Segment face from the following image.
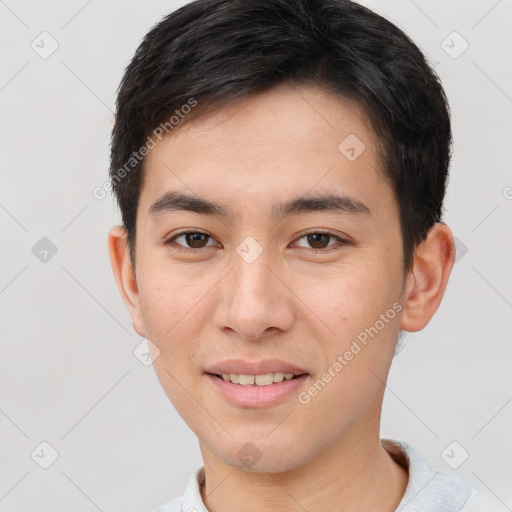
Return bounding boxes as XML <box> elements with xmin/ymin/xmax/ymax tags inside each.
<box><xmin>117</xmin><ymin>85</ymin><xmax>412</xmax><ymax>471</ymax></box>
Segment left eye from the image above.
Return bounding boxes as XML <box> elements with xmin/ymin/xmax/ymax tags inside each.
<box><xmin>295</xmin><ymin>232</ymin><xmax>344</xmax><ymax>250</ymax></box>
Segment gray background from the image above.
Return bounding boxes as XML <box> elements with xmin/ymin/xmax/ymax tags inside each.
<box><xmin>1</xmin><ymin>0</ymin><xmax>511</xmax><ymax>510</ymax></box>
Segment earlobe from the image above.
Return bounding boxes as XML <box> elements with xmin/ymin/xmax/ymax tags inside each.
<box><xmin>108</xmin><ymin>226</ymin><xmax>146</xmax><ymax>336</ymax></box>
<box><xmin>400</xmin><ymin>223</ymin><xmax>455</xmax><ymax>332</ymax></box>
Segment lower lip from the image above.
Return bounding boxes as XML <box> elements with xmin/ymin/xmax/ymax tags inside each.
<box><xmin>206</xmin><ymin>374</ymin><xmax>309</xmax><ymax>408</ymax></box>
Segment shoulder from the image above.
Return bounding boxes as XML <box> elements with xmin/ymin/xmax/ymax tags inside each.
<box><xmin>383</xmin><ymin>439</ymin><xmax>494</xmax><ymax>512</ymax></box>
<box><xmin>462</xmin><ymin>488</ymin><xmax>501</xmax><ymax>512</ymax></box>
<box><xmin>152</xmin><ymin>496</ymin><xmax>183</xmax><ymax>512</ymax></box>
<box><xmin>152</xmin><ymin>465</ymin><xmax>206</xmax><ymax>512</ymax></box>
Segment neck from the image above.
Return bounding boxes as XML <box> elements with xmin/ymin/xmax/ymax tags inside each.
<box><xmin>199</xmin><ymin>428</ymin><xmax>408</xmax><ymax>512</ymax></box>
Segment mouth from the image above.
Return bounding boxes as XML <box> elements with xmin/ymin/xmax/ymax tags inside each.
<box><xmin>204</xmin><ymin>359</ymin><xmax>310</xmax><ymax>407</ymax></box>
<box><xmin>209</xmin><ymin>372</ymin><xmax>308</xmax><ymax>386</ymax></box>
<box><xmin>205</xmin><ymin>369</ymin><xmax>309</xmax><ymax>408</ymax></box>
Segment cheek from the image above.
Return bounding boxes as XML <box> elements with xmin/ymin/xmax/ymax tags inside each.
<box><xmin>296</xmin><ymin>254</ymin><xmax>403</xmax><ymax>389</ymax></box>
<box><xmin>136</xmin><ymin>252</ymin><xmax>208</xmax><ymax>337</ymax></box>
<box><xmin>138</xmin><ymin>270</ymin><xmax>207</xmax><ymax>414</ymax></box>
<box><xmin>297</xmin><ymin>260</ymin><xmax>400</xmax><ymax>337</ymax></box>
<box><xmin>136</xmin><ymin>259</ymin><xmax>221</xmax><ymax>387</ymax></box>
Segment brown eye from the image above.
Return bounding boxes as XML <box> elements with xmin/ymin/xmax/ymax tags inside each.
<box><xmin>306</xmin><ymin>233</ymin><xmax>331</xmax><ymax>249</ymax></box>
<box><xmin>185</xmin><ymin>232</ymin><xmax>210</xmax><ymax>248</ymax></box>
<box><xmin>166</xmin><ymin>231</ymin><xmax>217</xmax><ymax>251</ymax></box>
<box><xmin>294</xmin><ymin>231</ymin><xmax>349</xmax><ymax>251</ymax></box>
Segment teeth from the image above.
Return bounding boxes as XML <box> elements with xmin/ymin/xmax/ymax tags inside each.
<box><xmin>220</xmin><ymin>372</ymin><xmax>300</xmax><ymax>386</ymax></box>
<box><xmin>255</xmin><ymin>373</ymin><xmax>273</xmax><ymax>386</ymax></box>
<box><xmin>239</xmin><ymin>374</ymin><xmax>255</xmax><ymax>385</ymax></box>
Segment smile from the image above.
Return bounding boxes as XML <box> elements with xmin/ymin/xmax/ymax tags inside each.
<box><xmin>207</xmin><ymin>372</ymin><xmax>309</xmax><ymax>408</ymax></box>
<box><xmin>214</xmin><ymin>372</ymin><xmax>303</xmax><ymax>386</ymax></box>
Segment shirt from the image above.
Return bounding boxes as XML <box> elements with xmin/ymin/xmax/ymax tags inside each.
<box><xmin>153</xmin><ymin>439</ymin><xmax>494</xmax><ymax>512</ymax></box>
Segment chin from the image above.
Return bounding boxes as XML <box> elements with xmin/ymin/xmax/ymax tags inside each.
<box><xmin>225</xmin><ymin>452</ymin><xmax>304</xmax><ymax>474</ymax></box>
<box><xmin>207</xmin><ymin>434</ymin><xmax>315</xmax><ymax>474</ymax></box>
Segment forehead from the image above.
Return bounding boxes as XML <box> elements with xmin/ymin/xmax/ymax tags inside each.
<box><xmin>140</xmin><ymin>85</ymin><xmax>393</xmax><ymax>218</ymax></box>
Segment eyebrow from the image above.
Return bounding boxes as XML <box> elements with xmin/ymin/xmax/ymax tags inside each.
<box><xmin>148</xmin><ymin>191</ymin><xmax>371</xmax><ymax>218</ymax></box>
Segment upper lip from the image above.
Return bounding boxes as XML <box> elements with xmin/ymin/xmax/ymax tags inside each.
<box><xmin>204</xmin><ymin>359</ymin><xmax>308</xmax><ymax>376</ymax></box>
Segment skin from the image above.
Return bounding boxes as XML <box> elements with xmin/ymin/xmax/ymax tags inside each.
<box><xmin>109</xmin><ymin>84</ymin><xmax>455</xmax><ymax>512</ymax></box>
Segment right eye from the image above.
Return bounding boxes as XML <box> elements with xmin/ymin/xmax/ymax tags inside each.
<box><xmin>165</xmin><ymin>231</ymin><xmax>219</xmax><ymax>252</ymax></box>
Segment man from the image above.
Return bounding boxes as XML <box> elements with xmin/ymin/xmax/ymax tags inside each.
<box><xmin>107</xmin><ymin>1</ymin><xmax>492</xmax><ymax>510</ymax></box>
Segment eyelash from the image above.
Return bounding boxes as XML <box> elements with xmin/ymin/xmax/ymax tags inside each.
<box><xmin>164</xmin><ymin>230</ymin><xmax>351</xmax><ymax>253</ymax></box>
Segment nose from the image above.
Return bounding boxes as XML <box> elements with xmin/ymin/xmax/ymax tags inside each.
<box><xmin>213</xmin><ymin>250</ymin><xmax>296</xmax><ymax>341</ymax></box>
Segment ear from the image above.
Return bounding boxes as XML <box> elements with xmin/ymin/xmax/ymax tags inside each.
<box><xmin>400</xmin><ymin>223</ymin><xmax>456</xmax><ymax>332</ymax></box>
<box><xmin>108</xmin><ymin>226</ymin><xmax>146</xmax><ymax>337</ymax></box>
